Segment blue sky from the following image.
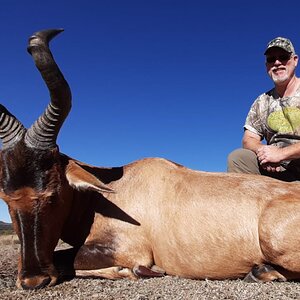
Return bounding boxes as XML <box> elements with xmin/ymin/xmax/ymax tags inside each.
<box><xmin>0</xmin><ymin>0</ymin><xmax>300</xmax><ymax>222</ymax></box>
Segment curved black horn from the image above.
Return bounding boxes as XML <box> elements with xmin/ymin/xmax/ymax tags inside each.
<box><xmin>0</xmin><ymin>104</ymin><xmax>26</xmax><ymax>149</ymax></box>
<box><xmin>25</xmin><ymin>29</ymin><xmax>72</xmax><ymax>150</ymax></box>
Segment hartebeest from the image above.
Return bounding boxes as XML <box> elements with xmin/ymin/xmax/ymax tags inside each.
<box><xmin>1</xmin><ymin>29</ymin><xmax>300</xmax><ymax>290</ymax></box>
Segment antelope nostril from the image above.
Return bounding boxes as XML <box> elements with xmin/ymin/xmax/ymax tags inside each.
<box><xmin>21</xmin><ymin>276</ymin><xmax>51</xmax><ymax>290</ymax></box>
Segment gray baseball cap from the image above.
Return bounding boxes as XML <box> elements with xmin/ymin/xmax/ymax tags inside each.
<box><xmin>264</xmin><ymin>37</ymin><xmax>295</xmax><ymax>55</ymax></box>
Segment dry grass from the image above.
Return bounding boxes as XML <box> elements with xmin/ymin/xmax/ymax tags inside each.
<box><xmin>0</xmin><ymin>235</ymin><xmax>20</xmax><ymax>246</ymax></box>
<box><xmin>1</xmin><ymin>238</ymin><xmax>300</xmax><ymax>299</ymax></box>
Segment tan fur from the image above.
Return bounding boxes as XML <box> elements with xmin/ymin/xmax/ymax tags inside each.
<box><xmin>76</xmin><ymin>266</ymin><xmax>137</xmax><ymax>280</ymax></box>
<box><xmin>4</xmin><ymin>155</ymin><xmax>300</xmax><ymax>287</ymax></box>
<box><xmin>63</xmin><ymin>157</ymin><xmax>300</xmax><ymax>281</ymax></box>
<box><xmin>66</xmin><ymin>160</ymin><xmax>114</xmax><ymax>193</ymax></box>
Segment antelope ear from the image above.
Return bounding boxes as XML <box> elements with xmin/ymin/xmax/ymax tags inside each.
<box><xmin>65</xmin><ymin>160</ymin><xmax>115</xmax><ymax>194</ymax></box>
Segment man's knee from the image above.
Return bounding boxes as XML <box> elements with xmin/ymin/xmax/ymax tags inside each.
<box><xmin>227</xmin><ymin>148</ymin><xmax>260</xmax><ymax>174</ymax></box>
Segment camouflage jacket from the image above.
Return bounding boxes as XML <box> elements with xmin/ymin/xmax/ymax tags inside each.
<box><xmin>245</xmin><ymin>87</ymin><xmax>300</xmax><ymax>146</ymax></box>
<box><xmin>245</xmin><ymin>87</ymin><xmax>300</xmax><ymax>168</ymax></box>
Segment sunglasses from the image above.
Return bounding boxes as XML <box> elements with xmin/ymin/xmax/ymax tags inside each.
<box><xmin>266</xmin><ymin>54</ymin><xmax>291</xmax><ymax>64</ymax></box>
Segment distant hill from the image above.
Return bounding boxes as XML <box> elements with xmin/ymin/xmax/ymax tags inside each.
<box><xmin>0</xmin><ymin>221</ymin><xmax>14</xmax><ymax>234</ymax></box>
<box><xmin>0</xmin><ymin>221</ymin><xmax>11</xmax><ymax>226</ymax></box>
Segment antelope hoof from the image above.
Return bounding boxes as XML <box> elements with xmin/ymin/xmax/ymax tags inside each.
<box><xmin>133</xmin><ymin>265</ymin><xmax>165</xmax><ymax>278</ymax></box>
<box><xmin>244</xmin><ymin>264</ymin><xmax>287</xmax><ymax>283</ymax></box>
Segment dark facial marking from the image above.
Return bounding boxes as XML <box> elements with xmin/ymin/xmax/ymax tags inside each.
<box><xmin>0</xmin><ymin>140</ymin><xmax>59</xmax><ymax>194</ymax></box>
<box><xmin>16</xmin><ymin>208</ymin><xmax>44</xmax><ymax>273</ymax></box>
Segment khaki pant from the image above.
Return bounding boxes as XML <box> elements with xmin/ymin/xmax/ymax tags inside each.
<box><xmin>227</xmin><ymin>148</ymin><xmax>300</xmax><ymax>182</ymax></box>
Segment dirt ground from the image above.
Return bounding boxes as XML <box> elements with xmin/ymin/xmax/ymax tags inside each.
<box><xmin>1</xmin><ymin>239</ymin><xmax>300</xmax><ymax>299</ymax></box>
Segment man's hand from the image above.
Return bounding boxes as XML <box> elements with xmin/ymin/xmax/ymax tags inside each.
<box><xmin>256</xmin><ymin>145</ymin><xmax>283</xmax><ymax>172</ymax></box>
